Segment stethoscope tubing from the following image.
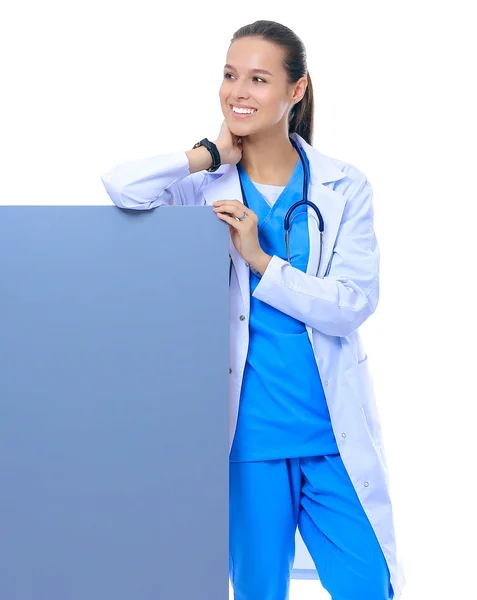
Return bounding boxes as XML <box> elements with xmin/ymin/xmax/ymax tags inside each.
<box><xmin>285</xmin><ymin>138</ymin><xmax>324</xmax><ymax>272</ymax></box>
<box><xmin>230</xmin><ymin>137</ymin><xmax>325</xmax><ymax>281</ymax></box>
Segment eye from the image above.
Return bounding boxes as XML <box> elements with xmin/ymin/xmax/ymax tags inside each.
<box><xmin>223</xmin><ymin>73</ymin><xmax>266</xmax><ymax>83</ymax></box>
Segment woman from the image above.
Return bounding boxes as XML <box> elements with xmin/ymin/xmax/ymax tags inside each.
<box><xmin>101</xmin><ymin>20</ymin><xmax>405</xmax><ymax>600</ymax></box>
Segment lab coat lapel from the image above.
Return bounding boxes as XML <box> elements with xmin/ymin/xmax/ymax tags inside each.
<box><xmin>306</xmin><ymin>181</ymin><xmax>346</xmax><ymax>278</ymax></box>
<box><xmin>202</xmin><ymin>168</ymin><xmax>250</xmax><ymax>317</ymax></box>
<box><xmin>202</xmin><ymin>133</ymin><xmax>348</xmax><ymax>316</ymax></box>
<box><xmin>292</xmin><ymin>134</ymin><xmax>348</xmax><ymax>279</ymax></box>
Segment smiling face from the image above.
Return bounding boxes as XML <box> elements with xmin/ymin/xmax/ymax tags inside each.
<box><xmin>219</xmin><ymin>36</ymin><xmax>302</xmax><ymax>137</ymax></box>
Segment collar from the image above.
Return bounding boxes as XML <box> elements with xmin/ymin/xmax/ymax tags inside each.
<box><xmin>289</xmin><ymin>132</ymin><xmax>347</xmax><ymax>184</ymax></box>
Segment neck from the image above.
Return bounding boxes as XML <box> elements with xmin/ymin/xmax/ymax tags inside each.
<box><xmin>239</xmin><ymin>129</ymin><xmax>299</xmax><ymax>186</ymax></box>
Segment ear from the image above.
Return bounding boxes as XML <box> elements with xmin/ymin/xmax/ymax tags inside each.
<box><xmin>292</xmin><ymin>75</ymin><xmax>308</xmax><ymax>104</ymax></box>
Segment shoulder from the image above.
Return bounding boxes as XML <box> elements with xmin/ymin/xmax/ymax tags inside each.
<box><xmin>310</xmin><ymin>148</ymin><xmax>375</xmax><ymax>225</ymax></box>
<box><xmin>315</xmin><ymin>150</ymin><xmax>373</xmax><ymax>210</ymax></box>
<box><xmin>295</xmin><ymin>133</ymin><xmax>370</xmax><ymax>194</ymax></box>
<box><xmin>317</xmin><ymin>149</ymin><xmax>370</xmax><ymax>190</ymax></box>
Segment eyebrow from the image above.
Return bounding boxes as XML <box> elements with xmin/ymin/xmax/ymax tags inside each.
<box><xmin>224</xmin><ymin>64</ymin><xmax>273</xmax><ymax>76</ymax></box>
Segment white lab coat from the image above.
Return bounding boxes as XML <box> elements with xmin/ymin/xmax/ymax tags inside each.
<box><xmin>101</xmin><ymin>132</ymin><xmax>406</xmax><ymax>599</ymax></box>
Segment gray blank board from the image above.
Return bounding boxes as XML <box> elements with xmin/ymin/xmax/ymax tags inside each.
<box><xmin>0</xmin><ymin>205</ymin><xmax>230</xmax><ymax>600</ymax></box>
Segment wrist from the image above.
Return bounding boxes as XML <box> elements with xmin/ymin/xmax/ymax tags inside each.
<box><xmin>248</xmin><ymin>252</ymin><xmax>272</xmax><ymax>276</ymax></box>
<box><xmin>213</xmin><ymin>140</ymin><xmax>228</xmax><ymax>165</ymax></box>
<box><xmin>185</xmin><ymin>145</ymin><xmax>213</xmax><ymax>174</ymax></box>
<box><xmin>191</xmin><ymin>138</ymin><xmax>220</xmax><ymax>172</ymax></box>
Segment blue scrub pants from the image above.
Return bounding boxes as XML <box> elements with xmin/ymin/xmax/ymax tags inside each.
<box><xmin>229</xmin><ymin>453</ymin><xmax>393</xmax><ymax>600</ymax></box>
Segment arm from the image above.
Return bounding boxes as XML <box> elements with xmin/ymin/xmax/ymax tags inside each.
<box><xmin>251</xmin><ymin>166</ymin><xmax>379</xmax><ymax>338</ymax></box>
<box><xmin>100</xmin><ymin>144</ymin><xmax>217</xmax><ymax>210</ymax></box>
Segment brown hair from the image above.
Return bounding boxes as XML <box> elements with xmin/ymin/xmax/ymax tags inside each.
<box><xmin>230</xmin><ymin>20</ymin><xmax>314</xmax><ymax>145</ymax></box>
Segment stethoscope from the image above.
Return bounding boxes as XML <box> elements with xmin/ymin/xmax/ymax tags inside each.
<box><xmin>229</xmin><ymin>136</ymin><xmax>324</xmax><ymax>283</ymax></box>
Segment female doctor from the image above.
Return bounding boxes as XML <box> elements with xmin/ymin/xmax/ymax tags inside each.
<box><xmin>101</xmin><ymin>19</ymin><xmax>405</xmax><ymax>600</ymax></box>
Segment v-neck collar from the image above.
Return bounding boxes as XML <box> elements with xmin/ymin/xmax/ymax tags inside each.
<box><xmin>237</xmin><ymin>157</ymin><xmax>302</xmax><ymax>233</ymax></box>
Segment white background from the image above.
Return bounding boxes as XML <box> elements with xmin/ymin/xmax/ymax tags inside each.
<box><xmin>1</xmin><ymin>1</ymin><xmax>476</xmax><ymax>598</ymax></box>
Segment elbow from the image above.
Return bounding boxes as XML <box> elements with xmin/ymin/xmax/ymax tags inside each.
<box><xmin>341</xmin><ymin>279</ymin><xmax>379</xmax><ymax>337</ymax></box>
<box><xmin>101</xmin><ymin>168</ymin><xmax>123</xmax><ymax>207</ymax></box>
<box><xmin>101</xmin><ymin>173</ymin><xmax>127</xmax><ymax>209</ymax></box>
<box><xmin>101</xmin><ymin>176</ymin><xmax>152</xmax><ymax>210</ymax></box>
<box><xmin>315</xmin><ymin>279</ymin><xmax>379</xmax><ymax>338</ymax></box>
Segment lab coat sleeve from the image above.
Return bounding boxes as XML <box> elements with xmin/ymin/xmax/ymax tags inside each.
<box><xmin>251</xmin><ymin>168</ymin><xmax>379</xmax><ymax>338</ymax></box>
<box><xmin>100</xmin><ymin>150</ymin><xmax>210</xmax><ymax>209</ymax></box>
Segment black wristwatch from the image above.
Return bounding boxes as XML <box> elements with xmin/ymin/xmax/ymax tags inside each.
<box><xmin>192</xmin><ymin>138</ymin><xmax>221</xmax><ymax>172</ymax></box>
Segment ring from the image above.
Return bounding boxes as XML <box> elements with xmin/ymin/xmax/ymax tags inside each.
<box><xmin>236</xmin><ymin>211</ymin><xmax>248</xmax><ymax>222</ymax></box>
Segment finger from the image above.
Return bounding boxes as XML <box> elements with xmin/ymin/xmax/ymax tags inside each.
<box><xmin>216</xmin><ymin>212</ymin><xmax>240</xmax><ymax>227</ymax></box>
<box><xmin>212</xmin><ymin>206</ymin><xmax>232</xmax><ymax>215</ymax></box>
<box><xmin>214</xmin><ymin>207</ymin><xmax>238</xmax><ymax>219</ymax></box>
<box><xmin>214</xmin><ymin>204</ymin><xmax>246</xmax><ymax>218</ymax></box>
<box><xmin>213</xmin><ymin>205</ymin><xmax>243</xmax><ymax>216</ymax></box>
<box><xmin>213</xmin><ymin>200</ymin><xmax>241</xmax><ymax>207</ymax></box>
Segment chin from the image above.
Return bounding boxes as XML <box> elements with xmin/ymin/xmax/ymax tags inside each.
<box><xmin>227</xmin><ymin>122</ymin><xmax>249</xmax><ymax>137</ymax></box>
<box><xmin>229</xmin><ymin>120</ymin><xmax>261</xmax><ymax>137</ymax></box>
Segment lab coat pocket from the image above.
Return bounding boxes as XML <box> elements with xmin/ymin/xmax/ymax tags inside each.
<box><xmin>345</xmin><ymin>356</ymin><xmax>383</xmax><ymax>449</ymax></box>
<box><xmin>359</xmin><ymin>404</ymin><xmax>378</xmax><ymax>447</ymax></box>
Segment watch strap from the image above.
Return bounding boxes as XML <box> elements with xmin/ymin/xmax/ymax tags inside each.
<box><xmin>192</xmin><ymin>138</ymin><xmax>221</xmax><ymax>172</ymax></box>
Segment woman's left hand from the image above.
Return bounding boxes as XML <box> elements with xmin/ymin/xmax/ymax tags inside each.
<box><xmin>213</xmin><ymin>200</ymin><xmax>267</xmax><ymax>266</ymax></box>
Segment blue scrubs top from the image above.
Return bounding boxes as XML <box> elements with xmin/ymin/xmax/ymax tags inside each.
<box><xmin>229</xmin><ymin>153</ymin><xmax>339</xmax><ymax>462</ymax></box>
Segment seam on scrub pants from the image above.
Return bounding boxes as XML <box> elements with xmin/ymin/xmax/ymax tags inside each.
<box><xmin>302</xmin><ymin>495</ymin><xmax>329</xmax><ymax>580</ymax></box>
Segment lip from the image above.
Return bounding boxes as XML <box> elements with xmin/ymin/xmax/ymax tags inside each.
<box><xmin>230</xmin><ymin>104</ymin><xmax>258</xmax><ymax>119</ymax></box>
<box><xmin>230</xmin><ymin>103</ymin><xmax>257</xmax><ymax>110</ymax></box>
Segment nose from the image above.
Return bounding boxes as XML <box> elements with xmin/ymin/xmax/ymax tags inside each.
<box><xmin>232</xmin><ymin>77</ymin><xmax>250</xmax><ymax>100</ymax></box>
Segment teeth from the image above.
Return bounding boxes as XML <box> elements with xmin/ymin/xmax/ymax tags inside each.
<box><xmin>232</xmin><ymin>106</ymin><xmax>257</xmax><ymax>114</ymax></box>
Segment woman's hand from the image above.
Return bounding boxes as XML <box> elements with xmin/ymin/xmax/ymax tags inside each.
<box><xmin>213</xmin><ymin>120</ymin><xmax>242</xmax><ymax>166</ymax></box>
<box><xmin>213</xmin><ymin>200</ymin><xmax>272</xmax><ymax>274</ymax></box>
